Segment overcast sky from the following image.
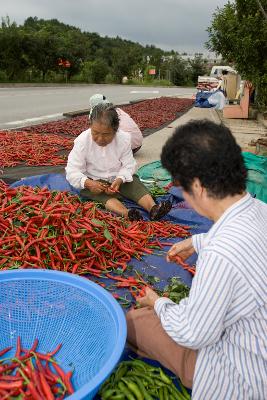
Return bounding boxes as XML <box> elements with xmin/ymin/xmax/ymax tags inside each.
<box><xmin>0</xmin><ymin>0</ymin><xmax>229</xmax><ymax>52</ymax></box>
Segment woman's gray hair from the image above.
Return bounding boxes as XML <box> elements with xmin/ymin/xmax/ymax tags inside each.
<box><xmin>89</xmin><ymin>103</ymin><xmax>120</xmax><ymax>132</ymax></box>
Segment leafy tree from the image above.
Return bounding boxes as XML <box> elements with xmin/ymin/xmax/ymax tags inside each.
<box><xmin>189</xmin><ymin>56</ymin><xmax>208</xmax><ymax>85</ymax></box>
<box><xmin>163</xmin><ymin>55</ymin><xmax>191</xmax><ymax>86</ymax></box>
<box><xmin>0</xmin><ymin>17</ymin><xmax>31</xmax><ymax>79</ymax></box>
<box><xmin>0</xmin><ymin>15</ymin><xmax>186</xmax><ymax>85</ymax></box>
<box><xmin>207</xmin><ymin>0</ymin><xmax>267</xmax><ymax>106</ymax></box>
<box><xmin>81</xmin><ymin>59</ymin><xmax>109</xmax><ymax>83</ymax></box>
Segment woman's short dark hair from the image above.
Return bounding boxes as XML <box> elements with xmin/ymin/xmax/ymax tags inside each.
<box><xmin>161</xmin><ymin>120</ymin><xmax>247</xmax><ymax>199</ymax></box>
<box><xmin>89</xmin><ymin>103</ymin><xmax>120</xmax><ymax>132</ymax></box>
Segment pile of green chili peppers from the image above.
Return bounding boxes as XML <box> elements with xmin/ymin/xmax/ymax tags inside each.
<box><xmin>99</xmin><ymin>359</ymin><xmax>191</xmax><ymax>400</ymax></box>
<box><xmin>149</xmin><ymin>184</ymin><xmax>168</xmax><ymax>198</ymax></box>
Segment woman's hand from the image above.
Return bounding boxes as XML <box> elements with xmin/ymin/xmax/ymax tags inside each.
<box><xmin>137</xmin><ymin>287</ymin><xmax>160</xmax><ymax>308</ymax></box>
<box><xmin>167</xmin><ymin>237</ymin><xmax>195</xmax><ymax>262</ymax></box>
<box><xmin>84</xmin><ymin>179</ymin><xmax>106</xmax><ymax>194</ymax></box>
<box><xmin>111</xmin><ymin>178</ymin><xmax>123</xmax><ymax>192</ymax></box>
<box><xmin>105</xmin><ymin>178</ymin><xmax>123</xmax><ymax>195</ymax></box>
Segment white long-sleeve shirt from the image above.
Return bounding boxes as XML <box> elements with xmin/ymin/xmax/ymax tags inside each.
<box><xmin>65</xmin><ymin>129</ymin><xmax>136</xmax><ymax>189</ymax></box>
<box><xmin>117</xmin><ymin>108</ymin><xmax>143</xmax><ymax>150</ymax></box>
<box><xmin>155</xmin><ymin>193</ymin><xmax>267</xmax><ymax>399</ymax></box>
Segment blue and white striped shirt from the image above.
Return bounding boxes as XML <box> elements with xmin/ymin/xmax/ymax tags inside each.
<box><xmin>155</xmin><ymin>193</ymin><xmax>267</xmax><ymax>399</ymax></box>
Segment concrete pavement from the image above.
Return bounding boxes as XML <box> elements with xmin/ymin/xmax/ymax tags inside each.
<box><xmin>134</xmin><ymin>107</ymin><xmax>267</xmax><ymax>167</ymax></box>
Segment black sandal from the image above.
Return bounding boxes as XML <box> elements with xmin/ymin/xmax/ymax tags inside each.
<box><xmin>128</xmin><ymin>208</ymin><xmax>144</xmax><ymax>221</ymax></box>
<box><xmin>149</xmin><ymin>200</ymin><xmax>172</xmax><ymax>221</ymax></box>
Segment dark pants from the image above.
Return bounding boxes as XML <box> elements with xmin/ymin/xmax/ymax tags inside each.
<box><xmin>80</xmin><ymin>174</ymin><xmax>149</xmax><ymax>205</ymax></box>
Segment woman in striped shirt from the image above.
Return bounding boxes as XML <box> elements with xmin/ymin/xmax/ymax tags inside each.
<box><xmin>127</xmin><ymin>120</ymin><xmax>267</xmax><ymax>399</ymax></box>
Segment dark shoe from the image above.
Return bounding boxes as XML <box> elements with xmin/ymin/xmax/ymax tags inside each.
<box><xmin>149</xmin><ymin>200</ymin><xmax>172</xmax><ymax>221</ymax></box>
<box><xmin>128</xmin><ymin>208</ymin><xmax>144</xmax><ymax>221</ymax></box>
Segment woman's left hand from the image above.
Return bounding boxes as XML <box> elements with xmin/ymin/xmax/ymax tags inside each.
<box><xmin>137</xmin><ymin>287</ymin><xmax>160</xmax><ymax>308</ymax></box>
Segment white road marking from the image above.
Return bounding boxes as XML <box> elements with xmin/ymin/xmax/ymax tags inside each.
<box><xmin>130</xmin><ymin>90</ymin><xmax>159</xmax><ymax>94</ymax></box>
<box><xmin>3</xmin><ymin>113</ymin><xmax>62</xmax><ymax>125</ymax></box>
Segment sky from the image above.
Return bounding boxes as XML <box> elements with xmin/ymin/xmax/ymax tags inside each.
<box><xmin>0</xmin><ymin>0</ymin><xmax>230</xmax><ymax>53</ymax></box>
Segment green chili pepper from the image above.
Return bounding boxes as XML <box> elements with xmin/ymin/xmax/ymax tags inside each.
<box><xmin>126</xmin><ymin>371</ymin><xmax>154</xmax><ymax>386</ymax></box>
<box><xmin>130</xmin><ymin>376</ymin><xmax>154</xmax><ymax>400</ymax></box>
<box><xmin>169</xmin><ymin>394</ymin><xmax>179</xmax><ymax>400</ymax></box>
<box><xmin>121</xmin><ymin>378</ymin><xmax>144</xmax><ymax>400</ymax></box>
<box><xmin>109</xmin><ymin>394</ymin><xmax>126</xmax><ymax>400</ymax></box>
<box><xmin>129</xmin><ymin>359</ymin><xmax>156</xmax><ymax>372</ymax></box>
<box><xmin>100</xmin><ymin>379</ymin><xmax>114</xmax><ymax>395</ymax></box>
<box><xmin>117</xmin><ymin>382</ymin><xmax>136</xmax><ymax>400</ymax></box>
<box><xmin>159</xmin><ymin>368</ymin><xmax>172</xmax><ymax>385</ymax></box>
<box><xmin>158</xmin><ymin>387</ymin><xmax>165</xmax><ymax>400</ymax></box>
<box><xmin>129</xmin><ymin>360</ymin><xmax>147</xmax><ymax>371</ymax></box>
<box><xmin>179</xmin><ymin>382</ymin><xmax>191</xmax><ymax>400</ymax></box>
<box><xmin>152</xmin><ymin>378</ymin><xmax>167</xmax><ymax>387</ymax></box>
<box><xmin>168</xmin><ymin>384</ymin><xmax>187</xmax><ymax>400</ymax></box>
<box><xmin>114</xmin><ymin>364</ymin><xmax>128</xmax><ymax>382</ymax></box>
<box><xmin>163</xmin><ymin>386</ymin><xmax>169</xmax><ymax>399</ymax></box>
<box><xmin>101</xmin><ymin>388</ymin><xmax>117</xmax><ymax>400</ymax></box>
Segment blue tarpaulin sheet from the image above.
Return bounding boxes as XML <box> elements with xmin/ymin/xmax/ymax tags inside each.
<box><xmin>11</xmin><ymin>173</ymin><xmax>212</xmax><ymax>396</ymax></box>
<box><xmin>11</xmin><ymin>173</ymin><xmax>212</xmax><ymax>290</ymax></box>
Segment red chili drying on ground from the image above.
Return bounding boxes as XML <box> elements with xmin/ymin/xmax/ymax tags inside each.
<box><xmin>0</xmin><ymin>181</ymin><xmax>192</xmax><ymax>300</ymax></box>
<box><xmin>18</xmin><ymin>97</ymin><xmax>193</xmax><ymax>136</ymax></box>
<box><xmin>121</xmin><ymin>97</ymin><xmax>194</xmax><ymax>131</ymax></box>
<box><xmin>0</xmin><ymin>337</ymin><xmax>74</xmax><ymax>399</ymax></box>
<box><xmin>1</xmin><ymin>98</ymin><xmax>193</xmax><ymax>169</ymax></box>
<box><xmin>0</xmin><ymin>131</ymin><xmax>73</xmax><ymax>168</ymax></box>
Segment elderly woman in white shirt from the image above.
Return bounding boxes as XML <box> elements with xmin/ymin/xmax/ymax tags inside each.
<box><xmin>65</xmin><ymin>103</ymin><xmax>171</xmax><ymax>221</ymax></box>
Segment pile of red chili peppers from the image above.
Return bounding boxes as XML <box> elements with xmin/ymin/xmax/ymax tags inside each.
<box><xmin>20</xmin><ymin>98</ymin><xmax>193</xmax><ymax>137</ymax></box>
<box><xmin>0</xmin><ymin>181</ymin><xmax>192</xmax><ymax>294</ymax></box>
<box><xmin>0</xmin><ymin>131</ymin><xmax>73</xmax><ymax>168</ymax></box>
<box><xmin>0</xmin><ymin>337</ymin><xmax>73</xmax><ymax>399</ymax></box>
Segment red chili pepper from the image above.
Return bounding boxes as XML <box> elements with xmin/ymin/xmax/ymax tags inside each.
<box><xmin>48</xmin><ymin>343</ymin><xmax>62</xmax><ymax>357</ymax></box>
<box><xmin>39</xmin><ymin>372</ymin><xmax>55</xmax><ymax>400</ymax></box>
<box><xmin>65</xmin><ymin>370</ymin><xmax>74</xmax><ymax>394</ymax></box>
<box><xmin>28</xmin><ymin>381</ymin><xmax>43</xmax><ymax>400</ymax></box>
<box><xmin>0</xmin><ymin>346</ymin><xmax>12</xmax><ymax>357</ymax></box>
<box><xmin>0</xmin><ymin>381</ymin><xmax>23</xmax><ymax>390</ymax></box>
<box><xmin>0</xmin><ymin>376</ymin><xmax>24</xmax><ymax>381</ymax></box>
<box><xmin>15</xmin><ymin>336</ymin><xmax>22</xmax><ymax>358</ymax></box>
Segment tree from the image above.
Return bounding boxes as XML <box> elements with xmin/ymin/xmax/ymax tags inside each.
<box><xmin>189</xmin><ymin>56</ymin><xmax>208</xmax><ymax>85</ymax></box>
<box><xmin>207</xmin><ymin>0</ymin><xmax>267</xmax><ymax>107</ymax></box>
<box><xmin>163</xmin><ymin>55</ymin><xmax>191</xmax><ymax>86</ymax></box>
<box><xmin>81</xmin><ymin>59</ymin><xmax>109</xmax><ymax>83</ymax></box>
<box><xmin>23</xmin><ymin>18</ymin><xmax>88</xmax><ymax>80</ymax></box>
<box><xmin>0</xmin><ymin>16</ymin><xmax>177</xmax><ymax>83</ymax></box>
<box><xmin>0</xmin><ymin>17</ymin><xmax>31</xmax><ymax>80</ymax></box>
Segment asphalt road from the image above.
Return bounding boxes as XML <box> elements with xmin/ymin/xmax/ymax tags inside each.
<box><xmin>0</xmin><ymin>84</ymin><xmax>195</xmax><ymax>129</ymax></box>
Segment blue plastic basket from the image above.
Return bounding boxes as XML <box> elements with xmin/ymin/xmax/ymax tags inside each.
<box><xmin>0</xmin><ymin>269</ymin><xmax>127</xmax><ymax>399</ymax></box>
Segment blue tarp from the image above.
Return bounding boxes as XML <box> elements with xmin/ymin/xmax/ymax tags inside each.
<box><xmin>11</xmin><ymin>173</ymin><xmax>212</xmax><ymax>397</ymax></box>
<box><xmin>11</xmin><ymin>173</ymin><xmax>80</xmax><ymax>195</ymax></box>
<box><xmin>194</xmin><ymin>91</ymin><xmax>213</xmax><ymax>108</ymax></box>
<box><xmin>11</xmin><ymin>173</ymin><xmax>212</xmax><ymax>290</ymax></box>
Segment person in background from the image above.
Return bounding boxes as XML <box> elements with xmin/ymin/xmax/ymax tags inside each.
<box><xmin>89</xmin><ymin>94</ymin><xmax>143</xmax><ymax>154</ymax></box>
<box><xmin>126</xmin><ymin>120</ymin><xmax>267</xmax><ymax>399</ymax></box>
<box><xmin>66</xmin><ymin>103</ymin><xmax>171</xmax><ymax>221</ymax></box>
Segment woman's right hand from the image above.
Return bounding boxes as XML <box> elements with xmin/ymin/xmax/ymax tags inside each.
<box><xmin>167</xmin><ymin>237</ymin><xmax>195</xmax><ymax>262</ymax></box>
<box><xmin>84</xmin><ymin>179</ymin><xmax>106</xmax><ymax>194</ymax></box>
